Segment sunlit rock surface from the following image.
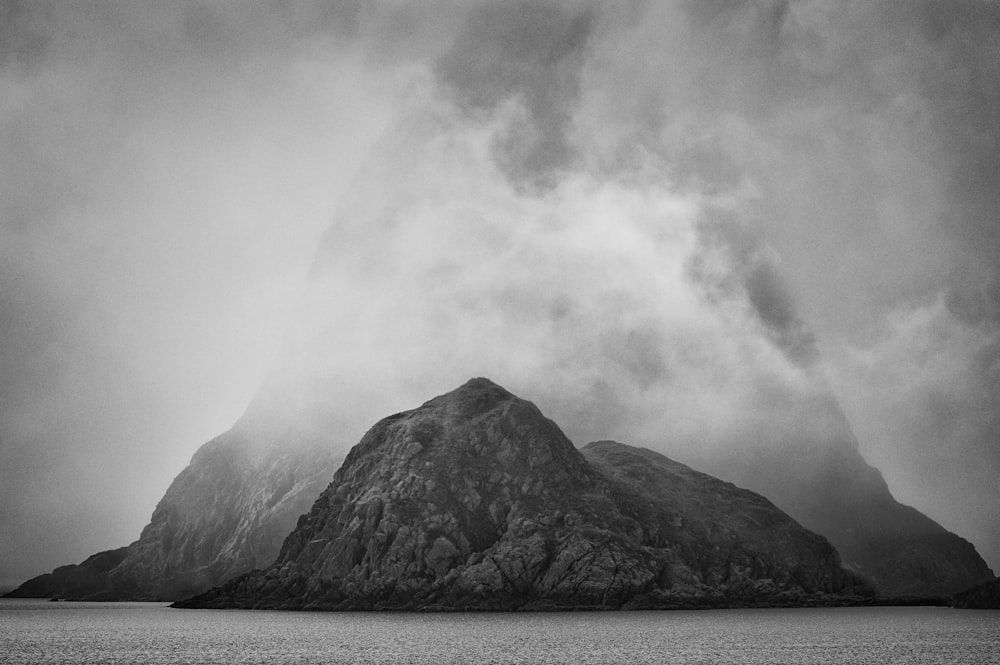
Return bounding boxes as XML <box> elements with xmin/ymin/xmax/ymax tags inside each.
<box><xmin>175</xmin><ymin>378</ymin><xmax>870</xmax><ymax>610</ymax></box>
<box><xmin>4</xmin><ymin>424</ymin><xmax>341</xmax><ymax>601</ymax></box>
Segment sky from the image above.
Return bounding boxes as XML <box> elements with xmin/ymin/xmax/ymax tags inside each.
<box><xmin>1</xmin><ymin>0</ymin><xmax>998</xmax><ymax>589</ymax></box>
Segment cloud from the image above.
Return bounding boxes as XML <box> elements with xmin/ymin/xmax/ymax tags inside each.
<box><xmin>828</xmin><ymin>297</ymin><xmax>1000</xmax><ymax>569</ymax></box>
<box><xmin>434</xmin><ymin>0</ymin><xmax>595</xmax><ymax>190</ymax></box>
<box><xmin>0</xmin><ymin>0</ymin><xmax>414</xmax><ymax>584</ymax></box>
<box><xmin>270</xmin><ymin>101</ymin><xmax>851</xmax><ymax>479</ymax></box>
<box><xmin>1</xmin><ymin>0</ymin><xmax>998</xmax><ymax>585</ymax></box>
<box><xmin>351</xmin><ymin>0</ymin><xmax>1000</xmax><ymax>568</ymax></box>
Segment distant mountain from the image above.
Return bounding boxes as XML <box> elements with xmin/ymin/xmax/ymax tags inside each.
<box><xmin>689</xmin><ymin>427</ymin><xmax>995</xmax><ymax>598</ymax></box>
<box><xmin>2</xmin><ymin>547</ymin><xmax>128</xmax><ymax>600</ymax></box>
<box><xmin>4</xmin><ymin>423</ymin><xmax>341</xmax><ymax>601</ymax></box>
<box><xmin>9</xmin><ymin>372</ymin><xmax>991</xmax><ymax>603</ymax></box>
<box><xmin>175</xmin><ymin>378</ymin><xmax>871</xmax><ymax>610</ymax></box>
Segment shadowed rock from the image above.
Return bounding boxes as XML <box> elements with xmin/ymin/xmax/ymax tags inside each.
<box><xmin>3</xmin><ymin>548</ymin><xmax>128</xmax><ymax>600</ymax></box>
<box><xmin>952</xmin><ymin>578</ymin><xmax>1000</xmax><ymax>609</ymax></box>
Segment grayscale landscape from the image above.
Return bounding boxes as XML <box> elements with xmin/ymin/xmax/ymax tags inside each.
<box><xmin>1</xmin><ymin>1</ymin><xmax>998</xmax><ymax>662</ymax></box>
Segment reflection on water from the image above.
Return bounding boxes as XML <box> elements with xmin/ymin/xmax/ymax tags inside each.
<box><xmin>1</xmin><ymin>600</ymin><xmax>998</xmax><ymax>664</ymax></box>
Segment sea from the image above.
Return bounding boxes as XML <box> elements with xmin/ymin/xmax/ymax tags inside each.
<box><xmin>0</xmin><ymin>599</ymin><xmax>997</xmax><ymax>664</ymax></box>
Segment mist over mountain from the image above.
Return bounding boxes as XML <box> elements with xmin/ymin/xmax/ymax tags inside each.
<box><xmin>4</xmin><ymin>420</ymin><xmax>341</xmax><ymax>601</ymax></box>
<box><xmin>1</xmin><ymin>1</ymin><xmax>998</xmax><ymax>590</ymax></box>
<box><xmin>685</xmin><ymin>407</ymin><xmax>993</xmax><ymax>597</ymax></box>
<box><xmin>176</xmin><ymin>379</ymin><xmax>871</xmax><ymax>610</ymax></box>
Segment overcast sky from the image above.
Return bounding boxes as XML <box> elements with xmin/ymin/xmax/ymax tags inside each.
<box><xmin>2</xmin><ymin>0</ymin><xmax>998</xmax><ymax>588</ymax></box>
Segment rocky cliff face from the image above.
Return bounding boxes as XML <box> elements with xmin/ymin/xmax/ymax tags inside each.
<box><xmin>175</xmin><ymin>378</ymin><xmax>870</xmax><ymax>610</ymax></box>
<box><xmin>581</xmin><ymin>440</ymin><xmax>856</xmax><ymax>599</ymax></box>
<box><xmin>5</xmin><ymin>423</ymin><xmax>342</xmax><ymax>601</ymax></box>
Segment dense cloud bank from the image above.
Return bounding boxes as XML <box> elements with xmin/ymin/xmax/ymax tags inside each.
<box><xmin>1</xmin><ymin>1</ymin><xmax>997</xmax><ymax>587</ymax></box>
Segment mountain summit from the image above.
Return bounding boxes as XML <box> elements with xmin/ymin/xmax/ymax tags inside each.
<box><xmin>176</xmin><ymin>378</ymin><xmax>870</xmax><ymax>610</ymax></box>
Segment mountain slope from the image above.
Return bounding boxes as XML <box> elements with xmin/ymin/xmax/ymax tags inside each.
<box><xmin>951</xmin><ymin>578</ymin><xmax>1000</xmax><ymax>609</ymax></box>
<box><xmin>176</xmin><ymin>378</ymin><xmax>870</xmax><ymax>610</ymax></box>
<box><xmin>582</xmin><ymin>440</ymin><xmax>854</xmax><ymax>598</ymax></box>
<box><xmin>2</xmin><ymin>548</ymin><xmax>129</xmax><ymax>600</ymax></box>
<box><xmin>5</xmin><ymin>424</ymin><xmax>342</xmax><ymax>601</ymax></box>
<box><xmin>693</xmin><ymin>436</ymin><xmax>994</xmax><ymax>598</ymax></box>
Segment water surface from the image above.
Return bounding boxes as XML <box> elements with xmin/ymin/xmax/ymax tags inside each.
<box><xmin>1</xmin><ymin>599</ymin><xmax>997</xmax><ymax>664</ymax></box>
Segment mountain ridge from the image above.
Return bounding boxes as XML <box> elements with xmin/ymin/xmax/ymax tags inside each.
<box><xmin>175</xmin><ymin>378</ymin><xmax>872</xmax><ymax>611</ymax></box>
<box><xmin>695</xmin><ymin>432</ymin><xmax>995</xmax><ymax>597</ymax></box>
<box><xmin>7</xmin><ymin>377</ymin><xmax>992</xmax><ymax>603</ymax></box>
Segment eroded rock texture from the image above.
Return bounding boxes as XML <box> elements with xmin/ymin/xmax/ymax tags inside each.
<box><xmin>176</xmin><ymin>378</ymin><xmax>870</xmax><ymax>610</ymax></box>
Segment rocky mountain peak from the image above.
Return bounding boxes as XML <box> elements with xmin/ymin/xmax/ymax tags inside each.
<box><xmin>422</xmin><ymin>377</ymin><xmax>515</xmax><ymax>414</ymax></box>
<box><xmin>177</xmin><ymin>380</ymin><xmax>870</xmax><ymax>611</ymax></box>
<box><xmin>336</xmin><ymin>376</ymin><xmax>593</xmax><ymax>498</ymax></box>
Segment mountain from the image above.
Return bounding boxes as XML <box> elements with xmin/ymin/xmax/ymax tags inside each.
<box><xmin>794</xmin><ymin>455</ymin><xmax>992</xmax><ymax>598</ymax></box>
<box><xmin>2</xmin><ymin>548</ymin><xmax>129</xmax><ymax>600</ymax></box>
<box><xmin>689</xmin><ymin>429</ymin><xmax>995</xmax><ymax>598</ymax></box>
<box><xmin>952</xmin><ymin>578</ymin><xmax>1000</xmax><ymax>609</ymax></box>
<box><xmin>4</xmin><ymin>422</ymin><xmax>341</xmax><ymax>601</ymax></box>
<box><xmin>175</xmin><ymin>378</ymin><xmax>871</xmax><ymax>610</ymax></box>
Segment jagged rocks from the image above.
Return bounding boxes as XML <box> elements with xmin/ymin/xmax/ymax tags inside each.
<box><xmin>175</xmin><ymin>378</ymin><xmax>871</xmax><ymax>610</ymax></box>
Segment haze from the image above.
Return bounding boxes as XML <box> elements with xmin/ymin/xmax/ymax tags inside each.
<box><xmin>1</xmin><ymin>1</ymin><xmax>998</xmax><ymax>589</ymax></box>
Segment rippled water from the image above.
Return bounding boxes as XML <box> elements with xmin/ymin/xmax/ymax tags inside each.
<box><xmin>1</xmin><ymin>599</ymin><xmax>998</xmax><ymax>664</ymax></box>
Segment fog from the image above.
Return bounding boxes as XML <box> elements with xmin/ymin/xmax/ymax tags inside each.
<box><xmin>1</xmin><ymin>1</ymin><xmax>998</xmax><ymax>588</ymax></box>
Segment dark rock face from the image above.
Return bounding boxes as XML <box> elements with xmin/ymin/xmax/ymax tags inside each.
<box><xmin>581</xmin><ymin>441</ymin><xmax>862</xmax><ymax>603</ymax></box>
<box><xmin>952</xmin><ymin>578</ymin><xmax>1000</xmax><ymax>609</ymax></box>
<box><xmin>175</xmin><ymin>378</ymin><xmax>870</xmax><ymax>610</ymax></box>
<box><xmin>4</xmin><ymin>425</ymin><xmax>342</xmax><ymax>601</ymax></box>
